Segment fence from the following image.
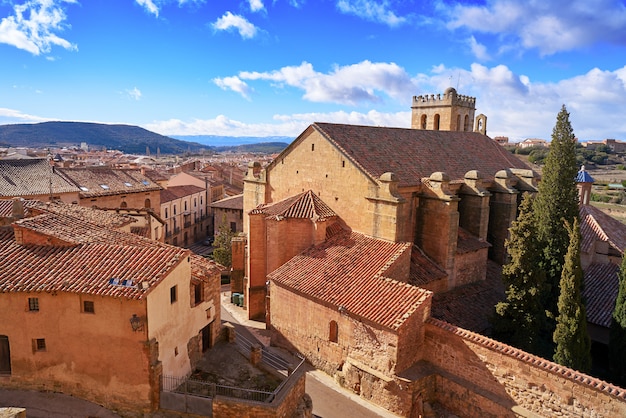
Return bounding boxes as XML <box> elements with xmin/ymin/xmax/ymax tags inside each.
<box><xmin>162</xmin><ymin>332</ymin><xmax>305</xmax><ymax>405</ymax></box>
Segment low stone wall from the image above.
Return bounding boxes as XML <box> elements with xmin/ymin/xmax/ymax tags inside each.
<box><xmin>211</xmin><ymin>370</ymin><xmax>306</xmax><ymax>418</ymax></box>
<box><xmin>422</xmin><ymin>318</ymin><xmax>626</xmax><ymax>417</ymax></box>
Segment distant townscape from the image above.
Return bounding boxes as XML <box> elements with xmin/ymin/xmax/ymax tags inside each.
<box><xmin>1</xmin><ymin>89</ymin><xmax>626</xmax><ymax>418</ymax></box>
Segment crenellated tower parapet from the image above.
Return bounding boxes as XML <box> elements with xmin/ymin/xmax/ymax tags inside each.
<box><xmin>411</xmin><ymin>87</ymin><xmax>480</xmax><ymax>132</ymax></box>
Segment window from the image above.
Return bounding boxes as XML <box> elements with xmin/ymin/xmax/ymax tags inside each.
<box><xmin>434</xmin><ymin>114</ymin><xmax>440</xmax><ymax>130</ymax></box>
<box><xmin>28</xmin><ymin>297</ymin><xmax>39</xmax><ymax>312</ymax></box>
<box><xmin>194</xmin><ymin>282</ymin><xmax>203</xmax><ymax>305</ymax></box>
<box><xmin>33</xmin><ymin>338</ymin><xmax>46</xmax><ymax>352</ymax></box>
<box><xmin>165</xmin><ymin>208</ymin><xmax>168</xmax><ymax>218</ymax></box>
<box><xmin>83</xmin><ymin>300</ymin><xmax>95</xmax><ymax>314</ymax></box>
<box><xmin>329</xmin><ymin>320</ymin><xmax>338</xmax><ymax>343</ymax></box>
<box><xmin>184</xmin><ymin>201</ymin><xmax>188</xmax><ymax>211</ymax></box>
<box><xmin>173</xmin><ymin>205</ymin><xmax>177</xmax><ymax>215</ymax></box>
<box><xmin>170</xmin><ymin>285</ymin><xmax>178</xmax><ymax>303</ymax></box>
<box><xmin>311</xmin><ymin>143</ymin><xmax>315</xmax><ymax>151</ymax></box>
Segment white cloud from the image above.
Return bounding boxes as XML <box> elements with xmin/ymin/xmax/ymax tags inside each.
<box><xmin>0</xmin><ymin>107</ymin><xmax>48</xmax><ymax>123</ymax></box>
<box><xmin>126</xmin><ymin>87</ymin><xmax>142</xmax><ymax>101</ymax></box>
<box><xmin>445</xmin><ymin>0</ymin><xmax>626</xmax><ymax>56</ymax></box>
<box><xmin>0</xmin><ymin>0</ymin><xmax>78</xmax><ymax>55</ymax></box>
<box><xmin>212</xmin><ymin>12</ymin><xmax>258</xmax><ymax>39</ymax></box>
<box><xmin>336</xmin><ymin>0</ymin><xmax>406</xmax><ymax>27</ymax></box>
<box><xmin>249</xmin><ymin>0</ymin><xmax>265</xmax><ymax>12</ymax></box>
<box><xmin>136</xmin><ymin>0</ymin><xmax>159</xmax><ymax>17</ymax></box>
<box><xmin>213</xmin><ymin>76</ymin><xmax>253</xmax><ymax>100</ymax></box>
<box><xmin>237</xmin><ymin>60</ymin><xmax>415</xmax><ymax>105</ymax></box>
<box><xmin>467</xmin><ymin>36</ymin><xmax>490</xmax><ymax>61</ymax></box>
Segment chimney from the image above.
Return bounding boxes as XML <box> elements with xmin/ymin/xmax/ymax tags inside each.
<box><xmin>12</xmin><ymin>197</ymin><xmax>24</xmax><ymax>220</ymax></box>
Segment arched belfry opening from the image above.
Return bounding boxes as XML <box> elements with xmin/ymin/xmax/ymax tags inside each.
<box><xmin>474</xmin><ymin>114</ymin><xmax>487</xmax><ymax>135</ymax></box>
<box><xmin>411</xmin><ymin>87</ymin><xmax>477</xmax><ymax>132</ymax></box>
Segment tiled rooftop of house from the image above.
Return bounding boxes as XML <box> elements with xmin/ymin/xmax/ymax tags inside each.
<box><xmin>268</xmin><ymin>231</ymin><xmax>431</xmax><ymax>331</ymax></box>
<box><xmin>211</xmin><ymin>194</ymin><xmax>243</xmax><ymax>210</ymax></box>
<box><xmin>580</xmin><ymin>204</ymin><xmax>626</xmax><ymax>256</ymax></box>
<box><xmin>409</xmin><ymin>246</ymin><xmax>448</xmax><ymax>286</ymax></box>
<box><xmin>191</xmin><ymin>254</ymin><xmax>225</xmax><ymax>280</ymax></box>
<box><xmin>56</xmin><ymin>167</ymin><xmax>161</xmax><ymax>197</ymax></box>
<box><xmin>161</xmin><ymin>184</ymin><xmax>206</xmax><ymax>203</ymax></box>
<box><xmin>0</xmin><ymin>158</ymin><xmax>80</xmax><ymax>197</ymax></box>
<box><xmin>305</xmin><ymin>123</ymin><xmax>531</xmax><ymax>187</ymax></box>
<box><xmin>251</xmin><ymin>190</ymin><xmax>338</xmax><ymax>221</ymax></box>
<box><xmin>583</xmin><ymin>262</ymin><xmax>620</xmax><ymax>328</ymax></box>
<box><xmin>456</xmin><ymin>227</ymin><xmax>491</xmax><ymax>254</ymax></box>
<box><xmin>0</xmin><ymin>199</ymin><xmax>213</xmax><ymax>300</ymax></box>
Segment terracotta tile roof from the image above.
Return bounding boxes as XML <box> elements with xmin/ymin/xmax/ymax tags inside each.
<box><xmin>309</xmin><ymin>123</ymin><xmax>531</xmax><ymax>187</ymax></box>
<box><xmin>190</xmin><ymin>254</ymin><xmax>225</xmax><ymax>280</ymax></box>
<box><xmin>409</xmin><ymin>246</ymin><xmax>448</xmax><ymax>286</ymax></box>
<box><xmin>0</xmin><ymin>159</ymin><xmax>80</xmax><ymax>196</ymax></box>
<box><xmin>268</xmin><ymin>231</ymin><xmax>431</xmax><ymax>331</ymax></box>
<box><xmin>28</xmin><ymin>200</ymin><xmax>136</xmax><ymax>229</ymax></box>
<box><xmin>251</xmin><ymin>190</ymin><xmax>338</xmax><ymax>221</ymax></box>
<box><xmin>161</xmin><ymin>185</ymin><xmax>206</xmax><ymax>203</ymax></box>
<box><xmin>580</xmin><ymin>204</ymin><xmax>626</xmax><ymax>256</ymax></box>
<box><xmin>0</xmin><ymin>225</ymin><xmax>188</xmax><ymax>300</ymax></box>
<box><xmin>56</xmin><ymin>167</ymin><xmax>161</xmax><ymax>198</ymax></box>
<box><xmin>430</xmin><ymin>260</ymin><xmax>505</xmax><ymax>334</ymax></box>
<box><xmin>0</xmin><ymin>199</ymin><xmax>39</xmax><ymax>218</ymax></box>
<box><xmin>211</xmin><ymin>194</ymin><xmax>243</xmax><ymax>210</ymax></box>
<box><xmin>583</xmin><ymin>262</ymin><xmax>619</xmax><ymax>328</ymax></box>
<box><xmin>456</xmin><ymin>227</ymin><xmax>491</xmax><ymax>254</ymax></box>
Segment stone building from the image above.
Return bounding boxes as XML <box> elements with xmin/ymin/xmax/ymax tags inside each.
<box><xmin>160</xmin><ymin>184</ymin><xmax>208</xmax><ymax>246</ymax></box>
<box><xmin>211</xmin><ymin>194</ymin><xmax>243</xmax><ymax>236</ymax></box>
<box><xmin>233</xmin><ymin>90</ymin><xmax>626</xmax><ymax>416</ymax></box>
<box><xmin>0</xmin><ymin>199</ymin><xmax>222</xmax><ymax>414</ymax></box>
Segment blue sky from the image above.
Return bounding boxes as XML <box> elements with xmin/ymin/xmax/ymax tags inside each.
<box><xmin>1</xmin><ymin>0</ymin><xmax>626</xmax><ymax>142</ymax></box>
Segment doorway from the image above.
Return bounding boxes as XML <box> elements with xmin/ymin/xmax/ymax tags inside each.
<box><xmin>0</xmin><ymin>335</ymin><xmax>11</xmax><ymax>375</ymax></box>
<box><xmin>201</xmin><ymin>324</ymin><xmax>212</xmax><ymax>352</ymax></box>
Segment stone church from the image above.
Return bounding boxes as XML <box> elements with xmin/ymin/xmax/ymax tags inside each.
<box><xmin>232</xmin><ymin>89</ymin><xmax>626</xmax><ymax>417</ymax></box>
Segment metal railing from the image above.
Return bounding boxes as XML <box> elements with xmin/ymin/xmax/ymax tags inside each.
<box><xmin>162</xmin><ymin>333</ymin><xmax>305</xmax><ymax>405</ymax></box>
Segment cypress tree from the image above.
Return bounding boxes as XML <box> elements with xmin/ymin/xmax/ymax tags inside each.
<box><xmin>534</xmin><ymin>105</ymin><xmax>580</xmax><ymax>324</ymax></box>
<box><xmin>609</xmin><ymin>255</ymin><xmax>626</xmax><ymax>386</ymax></box>
<box><xmin>553</xmin><ymin>218</ymin><xmax>591</xmax><ymax>373</ymax></box>
<box><xmin>492</xmin><ymin>192</ymin><xmax>546</xmax><ymax>354</ymax></box>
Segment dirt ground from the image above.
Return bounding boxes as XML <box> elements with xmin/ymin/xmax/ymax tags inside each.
<box><xmin>192</xmin><ymin>337</ymin><xmax>283</xmax><ymax>392</ymax></box>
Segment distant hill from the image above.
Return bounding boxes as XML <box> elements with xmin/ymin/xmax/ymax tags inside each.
<box><xmin>0</xmin><ymin>122</ymin><xmax>291</xmax><ymax>155</ymax></box>
<box><xmin>171</xmin><ymin>135</ymin><xmax>293</xmax><ymax>148</ymax></box>
<box><xmin>0</xmin><ymin>121</ymin><xmax>209</xmax><ymax>155</ymax></box>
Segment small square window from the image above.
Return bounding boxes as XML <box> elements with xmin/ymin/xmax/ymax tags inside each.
<box><xmin>83</xmin><ymin>300</ymin><xmax>95</xmax><ymax>313</ymax></box>
<box><xmin>33</xmin><ymin>338</ymin><xmax>46</xmax><ymax>352</ymax></box>
<box><xmin>28</xmin><ymin>297</ymin><xmax>39</xmax><ymax>312</ymax></box>
<box><xmin>170</xmin><ymin>285</ymin><xmax>177</xmax><ymax>303</ymax></box>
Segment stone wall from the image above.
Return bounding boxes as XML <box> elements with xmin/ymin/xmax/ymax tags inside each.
<box><xmin>453</xmin><ymin>247</ymin><xmax>488</xmax><ymax>287</ymax></box>
<box><xmin>422</xmin><ymin>319</ymin><xmax>626</xmax><ymax>417</ymax></box>
<box><xmin>212</xmin><ymin>370</ymin><xmax>306</xmax><ymax>418</ymax></box>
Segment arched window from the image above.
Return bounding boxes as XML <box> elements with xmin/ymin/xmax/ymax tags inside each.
<box><xmin>329</xmin><ymin>320</ymin><xmax>338</xmax><ymax>343</ymax></box>
<box><xmin>433</xmin><ymin>114</ymin><xmax>440</xmax><ymax>130</ymax></box>
<box><xmin>120</xmin><ymin>201</ymin><xmax>127</xmax><ymax>208</ymax></box>
<box><xmin>144</xmin><ymin>198</ymin><xmax>151</xmax><ymax>209</ymax></box>
<box><xmin>420</xmin><ymin>114</ymin><xmax>427</xmax><ymax>129</ymax></box>
<box><xmin>456</xmin><ymin>114</ymin><xmax>461</xmax><ymax>131</ymax></box>
<box><xmin>173</xmin><ymin>205</ymin><xmax>177</xmax><ymax>215</ymax></box>
<box><xmin>464</xmin><ymin>115</ymin><xmax>470</xmax><ymax>131</ymax></box>
<box><xmin>0</xmin><ymin>335</ymin><xmax>11</xmax><ymax>375</ymax></box>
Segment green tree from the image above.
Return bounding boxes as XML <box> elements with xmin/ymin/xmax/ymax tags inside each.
<box><xmin>534</xmin><ymin>105</ymin><xmax>580</xmax><ymax>323</ymax></box>
<box><xmin>492</xmin><ymin>193</ymin><xmax>547</xmax><ymax>354</ymax></box>
<box><xmin>609</xmin><ymin>255</ymin><xmax>626</xmax><ymax>386</ymax></box>
<box><xmin>212</xmin><ymin>215</ymin><xmax>236</xmax><ymax>268</ymax></box>
<box><xmin>553</xmin><ymin>218</ymin><xmax>591</xmax><ymax>373</ymax></box>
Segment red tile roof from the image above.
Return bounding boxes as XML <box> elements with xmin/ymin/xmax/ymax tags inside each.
<box><xmin>0</xmin><ymin>203</ymin><xmax>191</xmax><ymax>299</ymax></box>
<box><xmin>251</xmin><ymin>190</ymin><xmax>338</xmax><ymax>221</ymax></box>
<box><xmin>583</xmin><ymin>262</ymin><xmax>619</xmax><ymax>328</ymax></box>
<box><xmin>456</xmin><ymin>227</ymin><xmax>491</xmax><ymax>254</ymax></box>
<box><xmin>211</xmin><ymin>194</ymin><xmax>243</xmax><ymax>210</ymax></box>
<box><xmin>268</xmin><ymin>231</ymin><xmax>431</xmax><ymax>331</ymax></box>
<box><xmin>580</xmin><ymin>204</ymin><xmax>626</xmax><ymax>256</ymax></box>
<box><xmin>161</xmin><ymin>185</ymin><xmax>206</xmax><ymax>203</ymax></box>
<box><xmin>0</xmin><ymin>226</ymin><xmax>187</xmax><ymax>300</ymax></box>
<box><xmin>0</xmin><ymin>159</ymin><xmax>79</xmax><ymax>196</ymax></box>
<box><xmin>307</xmin><ymin>123</ymin><xmax>531</xmax><ymax>187</ymax></box>
<box><xmin>56</xmin><ymin>167</ymin><xmax>161</xmax><ymax>197</ymax></box>
<box><xmin>409</xmin><ymin>246</ymin><xmax>448</xmax><ymax>286</ymax></box>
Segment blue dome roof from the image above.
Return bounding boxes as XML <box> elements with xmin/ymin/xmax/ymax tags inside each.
<box><xmin>576</xmin><ymin>166</ymin><xmax>594</xmax><ymax>183</ymax></box>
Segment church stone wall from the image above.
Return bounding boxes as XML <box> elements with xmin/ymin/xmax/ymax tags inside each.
<box><xmin>266</xmin><ymin>130</ymin><xmax>404</xmax><ymax>242</ymax></box>
<box><xmin>422</xmin><ymin>319</ymin><xmax>626</xmax><ymax>417</ymax></box>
